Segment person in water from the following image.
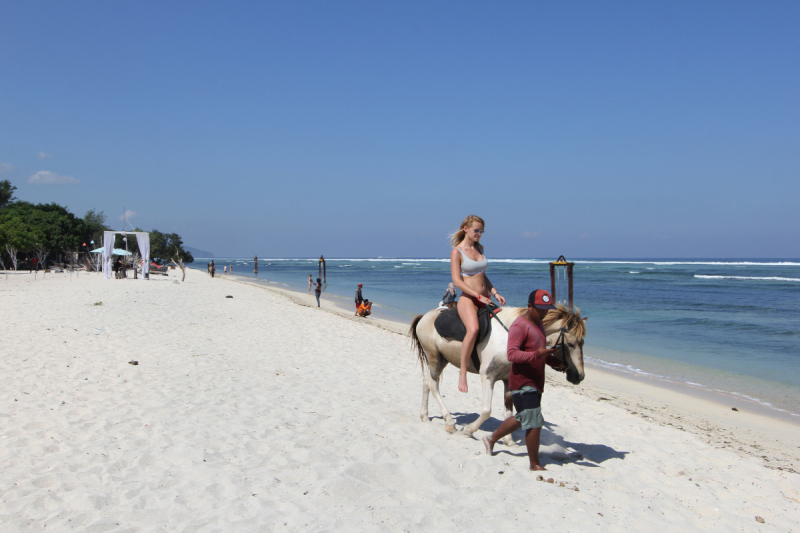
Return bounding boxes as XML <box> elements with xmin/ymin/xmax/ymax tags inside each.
<box><xmin>450</xmin><ymin>214</ymin><xmax>506</xmax><ymax>393</ymax></box>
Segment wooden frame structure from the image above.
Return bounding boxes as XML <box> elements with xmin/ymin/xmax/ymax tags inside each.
<box><xmin>549</xmin><ymin>255</ymin><xmax>574</xmax><ymax>311</ymax></box>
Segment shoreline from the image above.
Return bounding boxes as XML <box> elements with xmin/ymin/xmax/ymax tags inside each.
<box><xmin>206</xmin><ymin>259</ymin><xmax>800</xmax><ymax>422</ymax></box>
<box><xmin>225</xmin><ymin>270</ymin><xmax>800</xmax><ymax>428</ymax></box>
<box><xmin>222</xmin><ymin>273</ymin><xmax>800</xmax><ymax>473</ymax></box>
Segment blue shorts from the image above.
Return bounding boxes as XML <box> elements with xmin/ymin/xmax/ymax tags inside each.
<box><xmin>511</xmin><ymin>386</ymin><xmax>544</xmax><ymax>430</ymax></box>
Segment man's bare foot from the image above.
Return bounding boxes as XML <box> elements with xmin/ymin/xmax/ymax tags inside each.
<box><xmin>483</xmin><ymin>435</ymin><xmax>494</xmax><ymax>455</ymax></box>
<box><xmin>530</xmin><ymin>464</ymin><xmax>547</xmax><ymax>471</ymax></box>
<box><xmin>458</xmin><ymin>375</ymin><xmax>468</xmax><ymax>393</ymax></box>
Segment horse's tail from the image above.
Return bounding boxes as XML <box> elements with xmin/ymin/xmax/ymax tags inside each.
<box><xmin>408</xmin><ymin>314</ymin><xmax>427</xmax><ymax>372</ymax></box>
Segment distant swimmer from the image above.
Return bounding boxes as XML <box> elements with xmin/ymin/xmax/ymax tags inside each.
<box><xmin>308</xmin><ymin>274</ymin><xmax>313</xmax><ymax>292</ymax></box>
<box><xmin>450</xmin><ymin>215</ymin><xmax>505</xmax><ymax>393</ymax></box>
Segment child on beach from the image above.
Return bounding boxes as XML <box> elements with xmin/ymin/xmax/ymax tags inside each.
<box><xmin>483</xmin><ymin>289</ymin><xmax>565</xmax><ymax>471</ymax></box>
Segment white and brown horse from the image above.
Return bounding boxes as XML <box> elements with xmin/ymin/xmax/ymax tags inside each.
<box><xmin>409</xmin><ymin>304</ymin><xmax>587</xmax><ymax>436</ymax></box>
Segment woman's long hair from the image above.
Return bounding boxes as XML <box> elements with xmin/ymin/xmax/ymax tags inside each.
<box><xmin>450</xmin><ymin>214</ymin><xmax>485</xmax><ymax>253</ymax></box>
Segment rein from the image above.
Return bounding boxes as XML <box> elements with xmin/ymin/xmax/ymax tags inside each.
<box><xmin>486</xmin><ymin>305</ymin><xmax>509</xmax><ymax>332</ymax></box>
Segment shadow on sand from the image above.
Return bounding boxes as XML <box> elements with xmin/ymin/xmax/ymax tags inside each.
<box><xmin>449</xmin><ymin>412</ymin><xmax>629</xmax><ymax>467</ymax></box>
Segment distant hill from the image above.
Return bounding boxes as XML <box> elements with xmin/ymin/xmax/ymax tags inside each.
<box><xmin>185</xmin><ymin>245</ymin><xmax>215</xmax><ymax>258</ymax></box>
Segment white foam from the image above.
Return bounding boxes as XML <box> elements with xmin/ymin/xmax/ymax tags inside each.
<box><xmin>694</xmin><ymin>275</ymin><xmax>800</xmax><ymax>282</ymax></box>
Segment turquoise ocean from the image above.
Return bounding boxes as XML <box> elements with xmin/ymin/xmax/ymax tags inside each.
<box><xmin>190</xmin><ymin>258</ymin><xmax>800</xmax><ymax>421</ymax></box>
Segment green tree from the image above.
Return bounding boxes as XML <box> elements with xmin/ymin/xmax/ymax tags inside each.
<box><xmin>0</xmin><ymin>201</ymin><xmax>88</xmax><ymax>257</ymax></box>
<box><xmin>148</xmin><ymin>229</ymin><xmax>194</xmax><ymax>264</ymax></box>
<box><xmin>0</xmin><ymin>180</ymin><xmax>16</xmax><ymax>209</ymax></box>
<box><xmin>82</xmin><ymin>209</ymin><xmax>108</xmax><ymax>248</ymax></box>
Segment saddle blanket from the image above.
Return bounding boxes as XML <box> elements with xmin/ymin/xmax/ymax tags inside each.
<box><xmin>433</xmin><ymin>304</ymin><xmax>498</xmax><ymax>371</ymax></box>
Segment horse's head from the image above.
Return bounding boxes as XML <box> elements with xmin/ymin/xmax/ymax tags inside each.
<box><xmin>544</xmin><ymin>305</ymin><xmax>587</xmax><ymax>385</ymax></box>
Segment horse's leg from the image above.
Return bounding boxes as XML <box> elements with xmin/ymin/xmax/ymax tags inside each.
<box><xmin>501</xmin><ymin>379</ymin><xmax>515</xmax><ymax>446</ymax></box>
<box><xmin>463</xmin><ymin>374</ymin><xmax>496</xmax><ymax>436</ymax></box>
<box><xmin>427</xmin><ymin>356</ymin><xmax>456</xmax><ymax>432</ymax></box>
<box><xmin>420</xmin><ymin>371</ymin><xmax>431</xmax><ymax>422</ymax></box>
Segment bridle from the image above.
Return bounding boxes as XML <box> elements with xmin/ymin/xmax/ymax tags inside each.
<box><xmin>551</xmin><ymin>328</ymin><xmax>571</xmax><ymax>371</ymax></box>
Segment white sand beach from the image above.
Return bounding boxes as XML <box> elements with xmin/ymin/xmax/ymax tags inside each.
<box><xmin>1</xmin><ymin>269</ymin><xmax>799</xmax><ymax>532</ymax></box>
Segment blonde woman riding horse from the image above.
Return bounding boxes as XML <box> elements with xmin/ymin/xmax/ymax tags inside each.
<box><xmin>450</xmin><ymin>215</ymin><xmax>506</xmax><ymax>393</ymax></box>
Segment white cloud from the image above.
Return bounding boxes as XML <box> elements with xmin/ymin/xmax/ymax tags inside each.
<box><xmin>521</xmin><ymin>231</ymin><xmax>542</xmax><ymax>239</ymax></box>
<box><xmin>119</xmin><ymin>210</ymin><xmax>137</xmax><ymax>221</ymax></box>
<box><xmin>37</xmin><ymin>151</ymin><xmax>52</xmax><ymax>159</ymax></box>
<box><xmin>0</xmin><ymin>162</ymin><xmax>16</xmax><ymax>175</ymax></box>
<box><xmin>27</xmin><ymin>170</ymin><xmax>80</xmax><ymax>185</ymax></box>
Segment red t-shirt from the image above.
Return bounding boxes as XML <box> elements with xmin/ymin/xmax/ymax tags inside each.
<box><xmin>507</xmin><ymin>315</ymin><xmax>560</xmax><ymax>392</ymax></box>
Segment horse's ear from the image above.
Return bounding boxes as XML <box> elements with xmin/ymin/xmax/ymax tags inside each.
<box><xmin>582</xmin><ymin>317</ymin><xmax>588</xmax><ymax>323</ymax></box>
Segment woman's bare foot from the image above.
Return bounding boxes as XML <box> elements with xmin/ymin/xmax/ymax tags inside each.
<box><xmin>483</xmin><ymin>436</ymin><xmax>494</xmax><ymax>455</ymax></box>
<box><xmin>458</xmin><ymin>373</ymin><xmax>468</xmax><ymax>393</ymax></box>
<box><xmin>530</xmin><ymin>464</ymin><xmax>547</xmax><ymax>471</ymax></box>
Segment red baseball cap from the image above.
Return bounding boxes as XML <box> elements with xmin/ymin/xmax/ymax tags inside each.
<box><xmin>528</xmin><ymin>289</ymin><xmax>556</xmax><ymax>310</ymax></box>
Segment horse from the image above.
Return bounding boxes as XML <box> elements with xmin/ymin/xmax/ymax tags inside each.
<box><xmin>409</xmin><ymin>304</ymin><xmax>587</xmax><ymax>437</ymax></box>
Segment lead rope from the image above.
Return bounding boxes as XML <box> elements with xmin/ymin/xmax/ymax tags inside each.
<box><xmin>486</xmin><ymin>305</ymin><xmax>509</xmax><ymax>332</ymax></box>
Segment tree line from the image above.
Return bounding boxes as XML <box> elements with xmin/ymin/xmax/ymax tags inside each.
<box><xmin>0</xmin><ymin>180</ymin><xmax>194</xmax><ymax>270</ymax></box>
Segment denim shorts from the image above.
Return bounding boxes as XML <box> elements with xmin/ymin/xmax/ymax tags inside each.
<box><xmin>511</xmin><ymin>385</ymin><xmax>544</xmax><ymax>430</ymax></box>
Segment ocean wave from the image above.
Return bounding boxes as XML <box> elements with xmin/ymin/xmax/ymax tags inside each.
<box><xmin>694</xmin><ymin>275</ymin><xmax>800</xmax><ymax>282</ymax></box>
<box><xmin>629</xmin><ymin>271</ymin><xmax>640</xmax><ymax>274</ymax></box>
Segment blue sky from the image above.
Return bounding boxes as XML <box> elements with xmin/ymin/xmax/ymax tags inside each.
<box><xmin>1</xmin><ymin>1</ymin><xmax>798</xmax><ymax>258</ymax></box>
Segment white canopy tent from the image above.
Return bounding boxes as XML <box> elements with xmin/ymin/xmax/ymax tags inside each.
<box><xmin>102</xmin><ymin>231</ymin><xmax>150</xmax><ymax>280</ymax></box>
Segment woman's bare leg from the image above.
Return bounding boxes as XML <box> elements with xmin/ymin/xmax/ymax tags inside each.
<box><xmin>456</xmin><ymin>297</ymin><xmax>479</xmax><ymax>393</ymax></box>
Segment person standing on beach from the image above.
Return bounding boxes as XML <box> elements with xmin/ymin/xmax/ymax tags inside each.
<box><xmin>355</xmin><ymin>283</ymin><xmax>364</xmax><ymax>315</ymax></box>
<box><xmin>308</xmin><ymin>274</ymin><xmax>313</xmax><ymax>292</ymax></box>
<box><xmin>483</xmin><ymin>290</ymin><xmax>565</xmax><ymax>471</ymax></box>
<box><xmin>450</xmin><ymin>215</ymin><xmax>506</xmax><ymax>393</ymax></box>
<box><xmin>313</xmin><ymin>277</ymin><xmax>322</xmax><ymax>307</ymax></box>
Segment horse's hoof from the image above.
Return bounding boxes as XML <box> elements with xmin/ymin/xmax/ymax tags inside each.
<box><xmin>445</xmin><ymin>424</ymin><xmax>457</xmax><ymax>433</ymax></box>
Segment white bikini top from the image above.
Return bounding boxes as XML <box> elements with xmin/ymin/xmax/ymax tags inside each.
<box><xmin>456</xmin><ymin>248</ymin><xmax>488</xmax><ymax>277</ymax></box>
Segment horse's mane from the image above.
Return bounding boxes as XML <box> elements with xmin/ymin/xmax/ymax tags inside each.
<box><xmin>543</xmin><ymin>304</ymin><xmax>586</xmax><ymax>339</ymax></box>
<box><xmin>497</xmin><ymin>304</ymin><xmax>586</xmax><ymax>340</ymax></box>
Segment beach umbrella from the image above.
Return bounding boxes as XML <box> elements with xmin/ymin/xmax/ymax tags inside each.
<box><xmin>89</xmin><ymin>247</ymin><xmax>132</xmax><ymax>256</ymax></box>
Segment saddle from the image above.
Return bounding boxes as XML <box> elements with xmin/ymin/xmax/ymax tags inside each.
<box><xmin>433</xmin><ymin>304</ymin><xmax>497</xmax><ymax>371</ymax></box>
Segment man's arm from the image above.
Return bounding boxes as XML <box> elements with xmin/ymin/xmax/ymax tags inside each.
<box><xmin>507</xmin><ymin>323</ymin><xmax>539</xmax><ymax>363</ymax></box>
